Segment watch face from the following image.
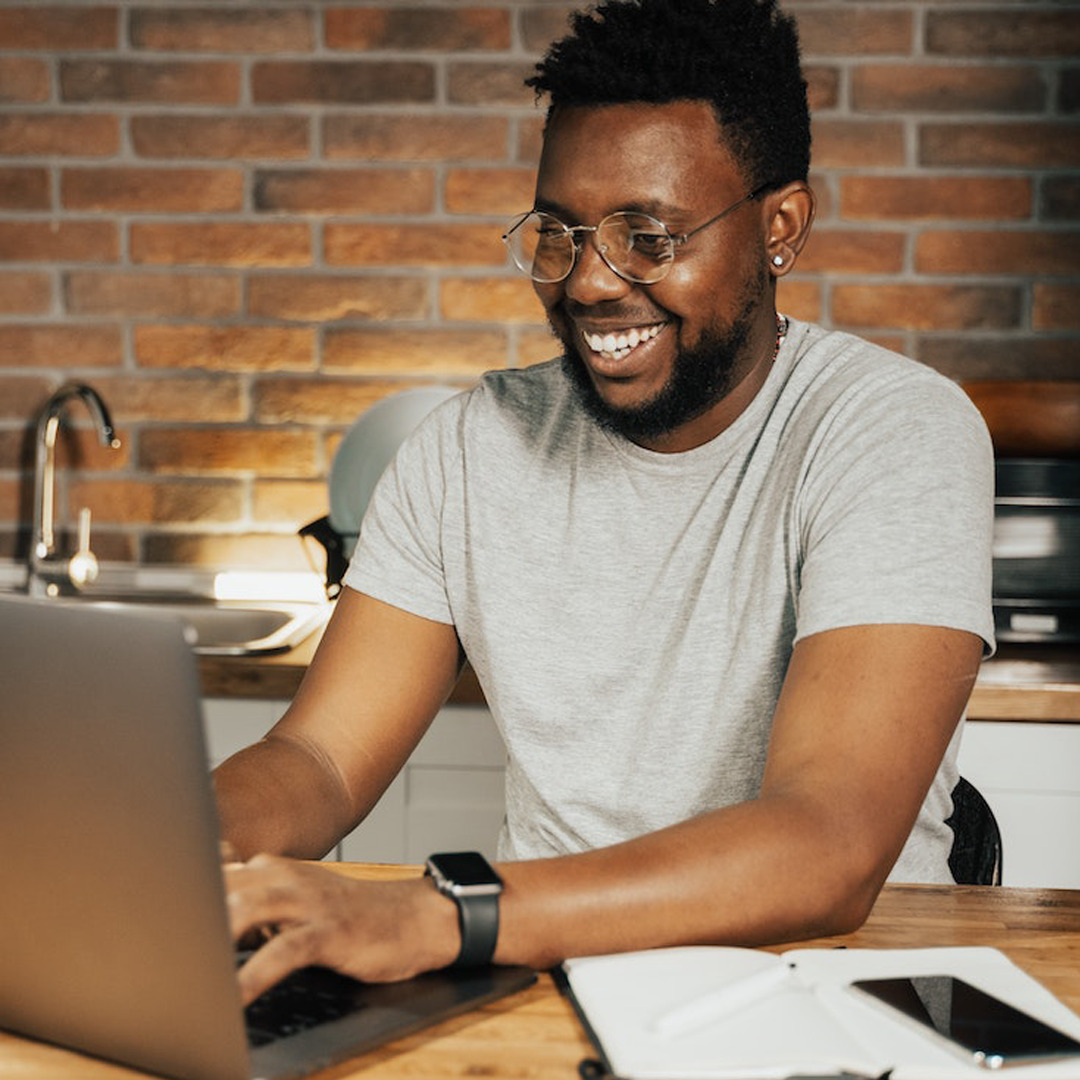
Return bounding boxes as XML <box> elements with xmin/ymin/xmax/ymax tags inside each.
<box><xmin>428</xmin><ymin>851</ymin><xmax>502</xmax><ymax>889</ymax></box>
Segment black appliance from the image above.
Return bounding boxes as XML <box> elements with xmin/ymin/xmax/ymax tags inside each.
<box><xmin>993</xmin><ymin>458</ymin><xmax>1080</xmax><ymax>643</ymax></box>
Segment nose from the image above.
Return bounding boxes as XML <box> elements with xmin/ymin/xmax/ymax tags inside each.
<box><xmin>563</xmin><ymin>233</ymin><xmax>633</xmax><ymax>305</ymax></box>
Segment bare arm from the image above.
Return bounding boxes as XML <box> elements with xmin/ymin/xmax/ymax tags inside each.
<box><xmin>225</xmin><ymin>621</ymin><xmax>981</xmax><ymax>1001</ymax></box>
<box><xmin>492</xmin><ymin>623</ymin><xmax>982</xmax><ymax>966</ymax></box>
<box><xmin>213</xmin><ymin>587</ymin><xmax>463</xmax><ymax>860</ymax></box>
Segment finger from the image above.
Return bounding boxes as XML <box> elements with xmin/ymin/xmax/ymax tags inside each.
<box><xmin>236</xmin><ymin>926</ymin><xmax>325</xmax><ymax>1006</ymax></box>
<box><xmin>224</xmin><ymin>857</ymin><xmax>307</xmax><ymax>943</ymax></box>
<box><xmin>219</xmin><ymin>839</ymin><xmax>239</xmax><ymax>863</ymax></box>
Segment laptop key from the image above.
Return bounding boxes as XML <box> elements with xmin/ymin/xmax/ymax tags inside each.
<box><xmin>244</xmin><ymin>966</ymin><xmax>364</xmax><ymax>1048</ymax></box>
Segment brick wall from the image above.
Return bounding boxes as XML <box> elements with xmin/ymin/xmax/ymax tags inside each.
<box><xmin>1</xmin><ymin>2</ymin><xmax>1077</xmax><ymax>573</ymax></box>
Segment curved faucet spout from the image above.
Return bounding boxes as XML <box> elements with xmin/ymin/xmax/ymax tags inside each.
<box><xmin>29</xmin><ymin>383</ymin><xmax>122</xmax><ymax>595</ymax></box>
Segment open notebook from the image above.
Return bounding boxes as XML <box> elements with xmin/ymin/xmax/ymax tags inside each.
<box><xmin>0</xmin><ymin>595</ymin><xmax>533</xmax><ymax>1080</ymax></box>
<box><xmin>562</xmin><ymin>944</ymin><xmax>1080</xmax><ymax>1080</ymax></box>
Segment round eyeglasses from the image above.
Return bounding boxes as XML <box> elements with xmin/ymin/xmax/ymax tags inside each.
<box><xmin>502</xmin><ymin>184</ymin><xmax>771</xmax><ymax>285</ymax></box>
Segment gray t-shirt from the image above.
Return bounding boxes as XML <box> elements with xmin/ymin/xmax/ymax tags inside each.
<box><xmin>345</xmin><ymin>319</ymin><xmax>995</xmax><ymax>882</ymax></box>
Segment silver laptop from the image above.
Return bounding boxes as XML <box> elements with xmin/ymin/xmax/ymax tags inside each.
<box><xmin>0</xmin><ymin>595</ymin><xmax>533</xmax><ymax>1080</ymax></box>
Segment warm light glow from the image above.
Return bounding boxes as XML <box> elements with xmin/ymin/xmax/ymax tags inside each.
<box><xmin>212</xmin><ymin>570</ymin><xmax>325</xmax><ymax>603</ymax></box>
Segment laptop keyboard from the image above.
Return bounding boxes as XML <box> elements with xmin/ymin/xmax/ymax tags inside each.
<box><xmin>241</xmin><ymin>962</ymin><xmax>364</xmax><ymax>1048</ymax></box>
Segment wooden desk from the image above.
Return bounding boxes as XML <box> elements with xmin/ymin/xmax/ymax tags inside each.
<box><xmin>4</xmin><ymin>872</ymin><xmax>1080</xmax><ymax>1079</ymax></box>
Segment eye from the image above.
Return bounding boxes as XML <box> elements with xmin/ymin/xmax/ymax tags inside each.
<box><xmin>628</xmin><ymin>228</ymin><xmax>671</xmax><ymax>259</ymax></box>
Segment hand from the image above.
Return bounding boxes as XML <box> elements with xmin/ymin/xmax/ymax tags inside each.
<box><xmin>224</xmin><ymin>855</ymin><xmax>460</xmax><ymax>1005</ymax></box>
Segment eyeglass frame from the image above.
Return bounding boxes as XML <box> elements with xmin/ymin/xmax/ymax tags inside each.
<box><xmin>501</xmin><ymin>181</ymin><xmax>777</xmax><ymax>285</ymax></box>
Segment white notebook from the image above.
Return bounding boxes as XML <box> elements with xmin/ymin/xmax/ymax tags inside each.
<box><xmin>562</xmin><ymin>946</ymin><xmax>1080</xmax><ymax>1080</ymax></box>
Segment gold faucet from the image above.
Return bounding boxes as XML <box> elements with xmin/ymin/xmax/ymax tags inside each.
<box><xmin>29</xmin><ymin>383</ymin><xmax>121</xmax><ymax>597</ymax></box>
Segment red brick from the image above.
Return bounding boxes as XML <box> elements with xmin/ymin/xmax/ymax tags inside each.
<box><xmin>520</xmin><ymin>7</ymin><xmax>575</xmax><ymax>52</ymax></box>
<box><xmin>927</xmin><ymin>10</ymin><xmax>1080</xmax><ymax>58</ymax></box>
<box><xmin>254</xmin><ymin>168</ymin><xmax>434</xmax><ymax>215</ymax></box>
<box><xmin>81</xmin><ymin>375</ymin><xmax>245</xmax><ymax>422</ymax></box>
<box><xmin>445</xmin><ymin>168</ymin><xmax>537</xmax><ymax>215</ymax></box>
<box><xmin>517</xmin><ymin>118</ymin><xmax>545</xmax><ymax>164</ymax></box>
<box><xmin>0</xmin><ymin>113</ymin><xmax>119</xmax><ymax>156</ymax></box>
<box><xmin>252</xmin><ymin>61</ymin><xmax>434</xmax><ymax>105</ymax></box>
<box><xmin>832</xmin><ymin>284</ymin><xmax>1022</xmax><ymax>331</ymax></box>
<box><xmin>916</xmin><ymin>230</ymin><xmax>1080</xmax><ymax>276</ymax></box>
<box><xmin>247</xmin><ymin>275</ymin><xmax>428</xmax><ymax>322</ymax></box>
<box><xmin>41</xmin><ymin>427</ymin><xmax>129</xmax><ymax>472</ymax></box>
<box><xmin>325</xmin><ymin>8</ymin><xmax>510</xmax><ymax>50</ymax></box>
<box><xmin>0</xmin><ymin>271</ymin><xmax>51</xmax><ymax>314</ymax></box>
<box><xmin>921</xmin><ymin>123</ymin><xmax>1080</xmax><ymax>169</ymax></box>
<box><xmin>0</xmin><ymin>324</ymin><xmax>122</xmax><ymax>368</ymax></box>
<box><xmin>0</xmin><ymin>221</ymin><xmax>119</xmax><ymax>263</ymax></box>
<box><xmin>60</xmin><ymin>60</ymin><xmax>240</xmax><ymax>106</ymax></box>
<box><xmin>519</xmin><ymin>327</ymin><xmax>559</xmax><ymax>367</ymax></box>
<box><xmin>254</xmin><ymin>378</ymin><xmax>430</xmax><ymax>424</ymax></box>
<box><xmin>840</xmin><ymin>176</ymin><xmax>1032</xmax><ymax>221</ymax></box>
<box><xmin>253</xmin><ymin>480</ymin><xmax>327</xmax><ymax>525</ymax></box>
<box><xmin>775</xmin><ymin>279</ymin><xmax>822</xmax><ymax>325</ymax></box>
<box><xmin>853</xmin><ymin>65</ymin><xmax>1044</xmax><ymax>113</ymax></box>
<box><xmin>809</xmin><ymin>121</ymin><xmax>906</xmax><ymax>169</ymax></box>
<box><xmin>804</xmin><ymin>66</ymin><xmax>841</xmax><ymax>112</ymax></box>
<box><xmin>917</xmin><ymin>337</ymin><xmax>1080</xmax><ymax>381</ymax></box>
<box><xmin>0</xmin><ymin>374</ymin><xmax>62</xmax><ymax>418</ymax></box>
<box><xmin>62</xmin><ymin>168</ymin><xmax>243</xmax><ymax>212</ymax></box>
<box><xmin>144</xmin><ymin>533</ymin><xmax>310</xmax><ymax>572</ymax></box>
<box><xmin>0</xmin><ymin>167</ymin><xmax>49</xmax><ymax>210</ymax></box>
<box><xmin>131</xmin><ymin>8</ymin><xmax>314</xmax><ymax>52</ymax></box>
<box><xmin>0</xmin><ymin>57</ymin><xmax>50</xmax><ymax>103</ymax></box>
<box><xmin>794</xmin><ymin>229</ymin><xmax>905</xmax><ymax>275</ymax></box>
<box><xmin>1043</xmin><ymin>177</ymin><xmax>1080</xmax><ymax>220</ymax></box>
<box><xmin>324</xmin><ymin>114</ymin><xmax>507</xmax><ymax>162</ymax></box>
<box><xmin>69</xmin><ymin>478</ymin><xmax>242</xmax><ymax>525</ymax></box>
<box><xmin>131</xmin><ymin>115</ymin><xmax>310</xmax><ymax>160</ymax></box>
<box><xmin>131</xmin><ymin>223</ymin><xmax>312</xmax><ymax>268</ymax></box>
<box><xmin>795</xmin><ymin>8</ymin><xmax>913</xmax><ymax>55</ymax></box>
<box><xmin>0</xmin><ymin>7</ymin><xmax>116</xmax><ymax>49</ymax></box>
<box><xmin>440</xmin><ymin>277</ymin><xmax>546</xmax><ymax>325</ymax></box>
<box><xmin>324</xmin><ymin>224</ymin><xmax>503</xmax><ymax>268</ymax></box>
<box><xmin>140</xmin><ymin>427</ymin><xmax>319</xmax><ymax>477</ymax></box>
<box><xmin>135</xmin><ymin>325</ymin><xmax>315</xmax><ymax>373</ymax></box>
<box><xmin>323</xmin><ymin>328</ymin><xmax>507</xmax><ymax>374</ymax></box>
<box><xmin>65</xmin><ymin>271</ymin><xmax>240</xmax><ymax>318</ymax></box>
<box><xmin>1033</xmin><ymin>285</ymin><xmax>1080</xmax><ymax>330</ymax></box>
<box><xmin>447</xmin><ymin>62</ymin><xmax>537</xmax><ymax>107</ymax></box>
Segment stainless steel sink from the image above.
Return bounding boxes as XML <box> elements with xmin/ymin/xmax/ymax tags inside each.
<box><xmin>38</xmin><ymin>591</ymin><xmax>330</xmax><ymax>656</ymax></box>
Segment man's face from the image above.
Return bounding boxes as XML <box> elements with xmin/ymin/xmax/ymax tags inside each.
<box><xmin>533</xmin><ymin>101</ymin><xmax>774</xmax><ymax>452</ymax></box>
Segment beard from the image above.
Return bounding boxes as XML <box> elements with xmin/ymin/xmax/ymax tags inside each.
<box><xmin>554</xmin><ymin>275</ymin><xmax>765</xmax><ymax>445</ymax></box>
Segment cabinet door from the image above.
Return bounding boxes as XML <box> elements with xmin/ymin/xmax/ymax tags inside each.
<box><xmin>958</xmin><ymin>720</ymin><xmax>1080</xmax><ymax>888</ymax></box>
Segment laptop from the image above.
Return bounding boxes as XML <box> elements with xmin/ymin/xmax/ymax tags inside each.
<box><xmin>0</xmin><ymin>595</ymin><xmax>534</xmax><ymax>1080</ymax></box>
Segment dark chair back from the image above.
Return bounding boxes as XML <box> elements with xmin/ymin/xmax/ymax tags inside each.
<box><xmin>946</xmin><ymin>776</ymin><xmax>1003</xmax><ymax>886</ymax></box>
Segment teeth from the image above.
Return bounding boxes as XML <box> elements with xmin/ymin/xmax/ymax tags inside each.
<box><xmin>582</xmin><ymin>323</ymin><xmax>663</xmax><ymax>361</ymax></box>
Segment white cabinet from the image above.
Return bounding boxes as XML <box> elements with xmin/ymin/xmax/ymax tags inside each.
<box><xmin>201</xmin><ymin>699</ymin><xmax>507</xmax><ymax>865</ymax></box>
<box><xmin>957</xmin><ymin>720</ymin><xmax>1080</xmax><ymax>888</ymax></box>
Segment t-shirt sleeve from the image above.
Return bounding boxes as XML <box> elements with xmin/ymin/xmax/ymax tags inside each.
<box><xmin>792</xmin><ymin>370</ymin><xmax>995</xmax><ymax>655</ymax></box>
<box><xmin>341</xmin><ymin>399</ymin><xmax>461</xmax><ymax>626</ymax></box>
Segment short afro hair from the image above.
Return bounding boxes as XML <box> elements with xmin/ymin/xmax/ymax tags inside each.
<box><xmin>526</xmin><ymin>0</ymin><xmax>810</xmax><ymax>190</ymax></box>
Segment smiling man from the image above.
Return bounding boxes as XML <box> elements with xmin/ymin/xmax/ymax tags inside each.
<box><xmin>215</xmin><ymin>0</ymin><xmax>995</xmax><ymax>1002</ymax></box>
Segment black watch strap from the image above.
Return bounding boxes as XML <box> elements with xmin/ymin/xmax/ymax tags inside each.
<box><xmin>425</xmin><ymin>852</ymin><xmax>502</xmax><ymax>968</ymax></box>
<box><xmin>453</xmin><ymin>890</ymin><xmax>500</xmax><ymax>968</ymax></box>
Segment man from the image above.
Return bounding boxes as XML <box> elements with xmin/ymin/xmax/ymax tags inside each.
<box><xmin>217</xmin><ymin>0</ymin><xmax>994</xmax><ymax>1004</ymax></box>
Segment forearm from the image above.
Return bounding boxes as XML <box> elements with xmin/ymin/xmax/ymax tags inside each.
<box><xmin>213</xmin><ymin>731</ymin><xmax>356</xmax><ymax>861</ymax></box>
<box><xmin>493</xmin><ymin>793</ymin><xmax>888</xmax><ymax>970</ymax></box>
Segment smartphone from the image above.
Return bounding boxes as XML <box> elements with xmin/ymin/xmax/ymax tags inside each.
<box><xmin>850</xmin><ymin>975</ymin><xmax>1080</xmax><ymax>1069</ymax></box>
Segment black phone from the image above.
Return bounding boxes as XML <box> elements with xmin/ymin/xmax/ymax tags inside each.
<box><xmin>850</xmin><ymin>975</ymin><xmax>1080</xmax><ymax>1070</ymax></box>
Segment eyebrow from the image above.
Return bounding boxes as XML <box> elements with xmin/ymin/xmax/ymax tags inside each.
<box><xmin>532</xmin><ymin>195</ymin><xmax>689</xmax><ymax>225</ymax></box>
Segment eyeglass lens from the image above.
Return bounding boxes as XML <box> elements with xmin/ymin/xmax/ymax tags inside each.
<box><xmin>505</xmin><ymin>212</ymin><xmax>674</xmax><ymax>284</ymax></box>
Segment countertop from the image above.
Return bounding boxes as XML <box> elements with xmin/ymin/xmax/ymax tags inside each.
<box><xmin>200</xmin><ymin>629</ymin><xmax>1080</xmax><ymax>722</ymax></box>
<box><xmin>4</xmin><ymin>872</ymin><xmax>1080</xmax><ymax>1080</ymax></box>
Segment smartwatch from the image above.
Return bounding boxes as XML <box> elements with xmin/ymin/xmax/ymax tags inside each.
<box><xmin>424</xmin><ymin>851</ymin><xmax>503</xmax><ymax>968</ymax></box>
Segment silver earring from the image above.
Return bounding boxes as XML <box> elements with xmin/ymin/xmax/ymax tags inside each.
<box><xmin>772</xmin><ymin>254</ymin><xmax>784</xmax><ymax>267</ymax></box>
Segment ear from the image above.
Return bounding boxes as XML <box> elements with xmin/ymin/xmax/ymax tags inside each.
<box><xmin>764</xmin><ymin>182</ymin><xmax>815</xmax><ymax>278</ymax></box>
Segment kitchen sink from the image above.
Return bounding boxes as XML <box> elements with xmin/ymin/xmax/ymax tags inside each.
<box><xmin>24</xmin><ymin>589</ymin><xmax>331</xmax><ymax>656</ymax></box>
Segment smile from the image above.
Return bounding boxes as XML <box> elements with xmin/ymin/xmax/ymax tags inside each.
<box><xmin>581</xmin><ymin>322</ymin><xmax>666</xmax><ymax>362</ymax></box>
